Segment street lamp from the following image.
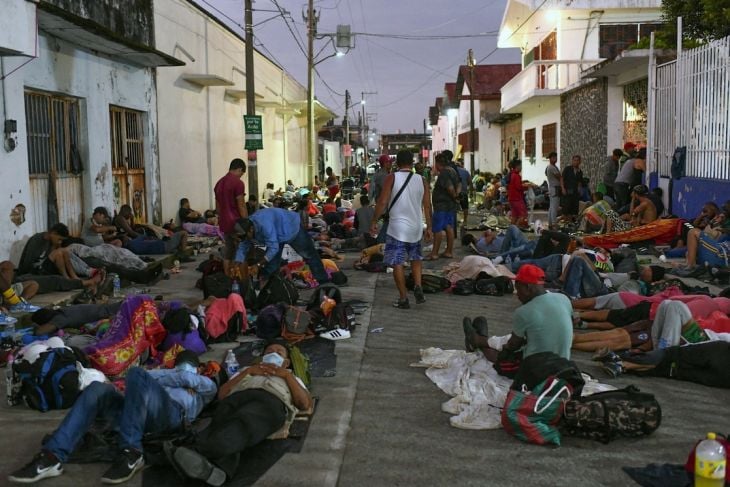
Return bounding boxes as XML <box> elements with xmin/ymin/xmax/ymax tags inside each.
<box><xmin>467</xmin><ymin>48</ymin><xmax>476</xmax><ymax>176</ymax></box>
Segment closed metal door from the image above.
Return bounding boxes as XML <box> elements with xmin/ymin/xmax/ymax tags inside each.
<box><xmin>110</xmin><ymin>106</ymin><xmax>146</xmax><ymax>222</ymax></box>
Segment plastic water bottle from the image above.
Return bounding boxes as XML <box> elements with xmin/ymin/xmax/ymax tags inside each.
<box><xmin>505</xmin><ymin>255</ymin><xmax>512</xmax><ymax>267</ymax></box>
<box><xmin>231</xmin><ymin>280</ymin><xmax>241</xmax><ymax>295</ymax></box>
<box><xmin>5</xmin><ymin>352</ymin><xmax>14</xmax><ymax>406</ymax></box>
<box><xmin>225</xmin><ymin>350</ymin><xmax>239</xmax><ymax>377</ymax></box>
<box><xmin>695</xmin><ymin>433</ymin><xmax>726</xmax><ymax>487</ymax></box>
<box><xmin>514</xmin><ymin>255</ymin><xmax>521</xmax><ymax>265</ymax></box>
<box><xmin>111</xmin><ymin>273</ymin><xmax>121</xmax><ymax>298</ymax></box>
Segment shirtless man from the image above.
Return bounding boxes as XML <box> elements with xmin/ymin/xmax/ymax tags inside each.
<box><xmin>628</xmin><ymin>185</ymin><xmax>657</xmax><ymax>227</ymax></box>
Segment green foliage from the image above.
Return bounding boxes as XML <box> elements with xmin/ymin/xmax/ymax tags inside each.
<box><xmin>661</xmin><ymin>0</ymin><xmax>730</xmax><ymax>42</ymax></box>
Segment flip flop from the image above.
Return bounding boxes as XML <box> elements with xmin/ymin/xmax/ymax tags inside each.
<box><xmin>439</xmin><ymin>253</ymin><xmax>454</xmax><ymax>259</ymax></box>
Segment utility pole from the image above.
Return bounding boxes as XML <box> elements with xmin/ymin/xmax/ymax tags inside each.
<box><xmin>244</xmin><ymin>0</ymin><xmax>258</xmax><ymax>199</ymax></box>
<box><xmin>344</xmin><ymin>89</ymin><xmax>350</xmax><ymax>177</ymax></box>
<box><xmin>361</xmin><ymin>91</ymin><xmax>376</xmax><ymax>164</ymax></box>
<box><xmin>467</xmin><ymin>48</ymin><xmax>476</xmax><ymax>176</ymax></box>
<box><xmin>306</xmin><ymin>0</ymin><xmax>317</xmax><ymax>186</ymax></box>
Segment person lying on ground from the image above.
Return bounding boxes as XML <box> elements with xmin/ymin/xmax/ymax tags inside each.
<box><xmin>179</xmin><ymin>197</ymin><xmax>213</xmax><ymax>224</ymax></box>
<box><xmin>8</xmin><ymin>351</ymin><xmax>217</xmax><ymax>485</ymax></box>
<box><xmin>598</xmin><ymin>340</ymin><xmax>730</xmax><ymax>387</ymax></box>
<box><xmin>17</xmin><ymin>224</ymin><xmax>101</xmax><ymax>281</ymax></box>
<box><xmin>168</xmin><ymin>343</ymin><xmax>312</xmax><ymax>486</ymax></box>
<box><xmin>233</xmin><ymin>208</ymin><xmax>330</xmax><ymax>287</ymax></box>
<box><xmin>30</xmin><ymin>301</ymin><xmax>123</xmax><ymax>336</ymax></box>
<box><xmin>0</xmin><ymin>260</ymin><xmax>39</xmax><ymax>313</ymax></box>
<box><xmin>674</xmin><ymin>200</ymin><xmax>730</xmax><ymax>277</ymax></box>
<box><xmin>83</xmin><ymin>207</ymin><xmax>122</xmax><ymax>247</ymax></box>
<box><xmin>573</xmin><ymin>292</ymin><xmax>730</xmax><ymax>331</ymax></box>
<box><xmin>463</xmin><ymin>264</ymin><xmax>573</xmax><ymax>361</ymax></box>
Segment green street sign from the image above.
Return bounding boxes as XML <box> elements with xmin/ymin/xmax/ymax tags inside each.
<box><xmin>244</xmin><ymin>115</ymin><xmax>263</xmax><ymax>150</ymax></box>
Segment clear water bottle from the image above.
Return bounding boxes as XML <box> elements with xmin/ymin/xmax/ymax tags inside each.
<box><xmin>514</xmin><ymin>255</ymin><xmax>521</xmax><ymax>265</ymax></box>
<box><xmin>225</xmin><ymin>349</ymin><xmax>239</xmax><ymax>377</ymax></box>
<box><xmin>231</xmin><ymin>280</ymin><xmax>241</xmax><ymax>295</ymax></box>
<box><xmin>111</xmin><ymin>273</ymin><xmax>121</xmax><ymax>298</ymax></box>
<box><xmin>504</xmin><ymin>255</ymin><xmax>512</xmax><ymax>267</ymax></box>
<box><xmin>695</xmin><ymin>432</ymin><xmax>726</xmax><ymax>487</ymax></box>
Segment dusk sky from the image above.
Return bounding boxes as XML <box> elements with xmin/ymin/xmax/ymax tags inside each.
<box><xmin>198</xmin><ymin>0</ymin><xmax>521</xmax><ymax>134</ymax></box>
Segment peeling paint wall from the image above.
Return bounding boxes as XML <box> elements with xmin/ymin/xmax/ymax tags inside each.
<box><xmin>0</xmin><ymin>25</ymin><xmax>158</xmax><ymax>263</ymax></box>
<box><xmin>560</xmin><ymin>79</ymin><xmax>608</xmax><ymax>191</ymax></box>
<box><xmin>672</xmin><ymin>178</ymin><xmax>730</xmax><ymax>219</ymax></box>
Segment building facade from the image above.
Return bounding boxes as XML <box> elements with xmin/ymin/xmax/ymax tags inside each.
<box><xmin>0</xmin><ymin>0</ymin><xmax>181</xmax><ymax>261</ymax></box>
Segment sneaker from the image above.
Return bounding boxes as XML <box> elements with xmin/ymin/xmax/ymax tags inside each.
<box><xmin>319</xmin><ymin>328</ymin><xmax>351</xmax><ymax>341</ymax></box>
<box><xmin>100</xmin><ymin>448</ymin><xmax>144</xmax><ymax>484</ymax></box>
<box><xmin>673</xmin><ymin>265</ymin><xmax>704</xmax><ymax>278</ymax></box>
<box><xmin>172</xmin><ymin>446</ymin><xmax>226</xmax><ymax>487</ymax></box>
<box><xmin>8</xmin><ymin>300</ymin><xmax>41</xmax><ymax>314</ymax></box>
<box><xmin>0</xmin><ymin>313</ymin><xmax>18</xmax><ymax>326</ymax></box>
<box><xmin>8</xmin><ymin>451</ymin><xmax>63</xmax><ymax>483</ymax></box>
<box><xmin>602</xmin><ymin>360</ymin><xmax>624</xmax><ymax>378</ymax></box>
<box><xmin>472</xmin><ymin>316</ymin><xmax>489</xmax><ymax>337</ymax></box>
<box><xmin>392</xmin><ymin>298</ymin><xmax>410</xmax><ymax>309</ymax></box>
<box><xmin>413</xmin><ymin>285</ymin><xmax>426</xmax><ymax>304</ymax></box>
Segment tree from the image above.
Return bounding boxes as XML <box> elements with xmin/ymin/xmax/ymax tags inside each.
<box><xmin>662</xmin><ymin>0</ymin><xmax>730</xmax><ymax>42</ymax></box>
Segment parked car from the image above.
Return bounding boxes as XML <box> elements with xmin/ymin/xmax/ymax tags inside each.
<box><xmin>366</xmin><ymin>162</ymin><xmax>379</xmax><ymax>175</ymax></box>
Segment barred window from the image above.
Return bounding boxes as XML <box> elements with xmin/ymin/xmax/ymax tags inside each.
<box><xmin>600</xmin><ymin>23</ymin><xmax>663</xmax><ymax>59</ymax></box>
<box><xmin>524</xmin><ymin>128</ymin><xmax>536</xmax><ymax>158</ymax></box>
<box><xmin>542</xmin><ymin>123</ymin><xmax>557</xmax><ymax>158</ymax></box>
<box><xmin>25</xmin><ymin>91</ymin><xmax>81</xmax><ymax>176</ymax></box>
<box><xmin>110</xmin><ymin>106</ymin><xmax>144</xmax><ymax>170</ymax></box>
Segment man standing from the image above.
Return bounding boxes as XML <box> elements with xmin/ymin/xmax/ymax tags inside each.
<box><xmin>545</xmin><ymin>152</ymin><xmax>562</xmax><ymax>229</ymax></box>
<box><xmin>371</xmin><ymin>150</ymin><xmax>432</xmax><ymax>309</ymax></box>
<box><xmin>214</xmin><ymin>159</ymin><xmax>248</xmax><ymax>278</ymax></box>
<box><xmin>455</xmin><ymin>160</ymin><xmax>472</xmax><ymax>231</ymax></box>
<box><xmin>561</xmin><ymin>155</ymin><xmax>583</xmax><ymax>219</ymax></box>
<box><xmin>463</xmin><ymin>264</ymin><xmax>573</xmax><ymax>361</ymax></box>
<box><xmin>233</xmin><ymin>208</ymin><xmax>330</xmax><ymax>285</ymax></box>
<box><xmin>426</xmin><ymin>154</ymin><xmax>459</xmax><ymax>260</ymax></box>
<box><xmin>369</xmin><ymin>154</ymin><xmax>393</xmax><ymax>203</ymax></box>
<box><xmin>8</xmin><ymin>352</ymin><xmax>217</xmax><ymax>484</ymax></box>
<box><xmin>602</xmin><ymin>149</ymin><xmax>622</xmax><ymax>199</ymax></box>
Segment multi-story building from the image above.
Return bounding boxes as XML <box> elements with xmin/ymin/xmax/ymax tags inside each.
<box><xmin>497</xmin><ymin>0</ymin><xmax>663</xmax><ymax>184</ymax></box>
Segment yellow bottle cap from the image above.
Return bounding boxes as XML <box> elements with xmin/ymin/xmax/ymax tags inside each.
<box><xmin>708</xmin><ymin>432</ymin><xmax>717</xmax><ymax>440</ymax></box>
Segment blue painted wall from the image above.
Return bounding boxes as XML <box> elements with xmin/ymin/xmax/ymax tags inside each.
<box><xmin>669</xmin><ymin>177</ymin><xmax>730</xmax><ymax>218</ymax></box>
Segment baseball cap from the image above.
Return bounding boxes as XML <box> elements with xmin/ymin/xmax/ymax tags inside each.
<box><xmin>378</xmin><ymin>154</ymin><xmax>391</xmax><ymax>164</ymax></box>
<box><xmin>632</xmin><ymin>184</ymin><xmax>649</xmax><ymax>196</ymax></box>
<box><xmin>511</xmin><ymin>264</ymin><xmax>545</xmax><ymax>285</ymax></box>
<box><xmin>623</xmin><ymin>141</ymin><xmax>636</xmax><ymax>152</ymax></box>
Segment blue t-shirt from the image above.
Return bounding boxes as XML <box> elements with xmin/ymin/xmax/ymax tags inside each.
<box><xmin>456</xmin><ymin>167</ymin><xmax>470</xmax><ymax>194</ymax></box>
<box><xmin>476</xmin><ymin>235</ymin><xmax>504</xmax><ymax>255</ymax></box>
<box><xmin>512</xmin><ymin>292</ymin><xmax>573</xmax><ymax>359</ymax></box>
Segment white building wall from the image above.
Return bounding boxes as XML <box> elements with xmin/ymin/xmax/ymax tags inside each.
<box><xmin>0</xmin><ymin>30</ymin><xmax>157</xmax><ymax>262</ymax></box>
<box><xmin>154</xmin><ymin>0</ymin><xmax>309</xmax><ymax>218</ymax></box>
<box><xmin>519</xmin><ymin>97</ymin><xmax>561</xmax><ymax>185</ymax></box>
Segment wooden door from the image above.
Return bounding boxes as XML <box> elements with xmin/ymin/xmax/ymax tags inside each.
<box><xmin>110</xmin><ymin>106</ymin><xmax>146</xmax><ymax>222</ymax></box>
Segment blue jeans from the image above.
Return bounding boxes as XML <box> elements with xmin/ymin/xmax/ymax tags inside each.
<box><xmin>563</xmin><ymin>258</ymin><xmax>609</xmax><ymax>298</ymax></box>
<box><xmin>261</xmin><ymin>227</ymin><xmax>330</xmax><ymax>283</ymax></box>
<box><xmin>498</xmin><ymin>225</ymin><xmax>537</xmax><ymax>259</ymax></box>
<box><xmin>43</xmin><ymin>367</ymin><xmax>183</xmax><ymax>462</ymax></box>
<box><xmin>513</xmin><ymin>254</ymin><xmax>563</xmax><ymax>282</ymax></box>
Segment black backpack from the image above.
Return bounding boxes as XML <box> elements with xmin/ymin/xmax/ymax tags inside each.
<box><xmin>200</xmin><ymin>311</ymin><xmax>244</xmax><ymax>344</ymax></box>
<box><xmin>202</xmin><ymin>272</ymin><xmax>232</xmax><ymax>299</ymax></box>
<box><xmin>255</xmin><ymin>304</ymin><xmax>287</xmax><ymax>340</ymax></box>
<box><xmin>511</xmin><ymin>352</ymin><xmax>584</xmax><ymax>396</ymax></box>
<box><xmin>452</xmin><ymin>279</ymin><xmax>475</xmax><ymax>296</ymax></box>
<box><xmin>474</xmin><ymin>276</ymin><xmax>514</xmax><ymax>296</ymax></box>
<box><xmin>406</xmin><ymin>273</ymin><xmax>451</xmax><ymax>294</ymax></box>
<box><xmin>306</xmin><ymin>283</ymin><xmax>343</xmax><ymax>311</ymax></box>
<box><xmin>13</xmin><ymin>347</ymin><xmax>81</xmax><ymax>412</ymax></box>
<box><xmin>561</xmin><ymin>385</ymin><xmax>661</xmax><ymax>443</ymax></box>
<box><xmin>256</xmin><ymin>274</ymin><xmax>299</xmax><ymax>310</ymax></box>
<box><xmin>310</xmin><ymin>303</ymin><xmax>356</xmax><ymax>333</ymax></box>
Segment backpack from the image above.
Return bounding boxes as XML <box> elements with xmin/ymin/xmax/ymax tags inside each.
<box><xmin>284</xmin><ymin>306</ymin><xmax>312</xmax><ymax>335</ymax></box>
<box><xmin>306</xmin><ymin>284</ymin><xmax>343</xmax><ymax>310</ymax></box>
<box><xmin>201</xmin><ymin>272</ymin><xmax>232</xmax><ymax>299</ymax></box>
<box><xmin>257</xmin><ymin>274</ymin><xmax>299</xmax><ymax>310</ymax></box>
<box><xmin>561</xmin><ymin>385</ymin><xmax>661</xmax><ymax>443</ymax></box>
<box><xmin>310</xmin><ymin>303</ymin><xmax>356</xmax><ymax>333</ymax></box>
<box><xmin>200</xmin><ymin>311</ymin><xmax>244</xmax><ymax>344</ymax></box>
<box><xmin>474</xmin><ymin>276</ymin><xmax>514</xmax><ymax>296</ymax></box>
<box><xmin>452</xmin><ymin>279</ymin><xmax>475</xmax><ymax>296</ymax></box>
<box><xmin>511</xmin><ymin>352</ymin><xmax>584</xmax><ymax>397</ymax></box>
<box><xmin>406</xmin><ymin>273</ymin><xmax>450</xmax><ymax>294</ymax></box>
<box><xmin>255</xmin><ymin>304</ymin><xmax>287</xmax><ymax>340</ymax></box>
<box><xmin>12</xmin><ymin>347</ymin><xmax>81</xmax><ymax>412</ymax></box>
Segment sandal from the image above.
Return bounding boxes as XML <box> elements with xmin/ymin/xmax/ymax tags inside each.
<box><xmin>423</xmin><ymin>255</ymin><xmax>440</xmax><ymax>261</ymax></box>
<box><xmin>439</xmin><ymin>253</ymin><xmax>454</xmax><ymax>259</ymax></box>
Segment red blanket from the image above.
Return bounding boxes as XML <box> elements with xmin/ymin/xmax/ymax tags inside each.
<box><xmin>583</xmin><ymin>218</ymin><xmax>681</xmax><ymax>249</ymax></box>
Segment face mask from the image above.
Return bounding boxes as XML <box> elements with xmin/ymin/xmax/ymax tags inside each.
<box><xmin>262</xmin><ymin>352</ymin><xmax>285</xmax><ymax>368</ymax></box>
<box><xmin>176</xmin><ymin>362</ymin><xmax>197</xmax><ymax>374</ymax></box>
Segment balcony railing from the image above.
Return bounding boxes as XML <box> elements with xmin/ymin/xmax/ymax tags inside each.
<box><xmin>500</xmin><ymin>59</ymin><xmax>602</xmax><ymax>113</ymax></box>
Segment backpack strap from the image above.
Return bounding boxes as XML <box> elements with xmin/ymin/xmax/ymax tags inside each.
<box><xmin>387</xmin><ymin>172</ymin><xmax>414</xmax><ymax>215</ymax></box>
<box><xmin>51</xmin><ymin>364</ymin><xmax>77</xmax><ymax>408</ymax></box>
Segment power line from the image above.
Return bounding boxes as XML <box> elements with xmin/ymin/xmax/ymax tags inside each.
<box><xmin>268</xmin><ymin>0</ymin><xmax>307</xmax><ymax>57</ymax></box>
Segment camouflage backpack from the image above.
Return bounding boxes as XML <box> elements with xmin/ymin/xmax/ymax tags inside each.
<box><xmin>561</xmin><ymin>385</ymin><xmax>661</xmax><ymax>443</ymax></box>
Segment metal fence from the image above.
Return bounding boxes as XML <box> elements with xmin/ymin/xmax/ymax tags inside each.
<box><xmin>650</xmin><ymin>35</ymin><xmax>730</xmax><ymax>180</ymax></box>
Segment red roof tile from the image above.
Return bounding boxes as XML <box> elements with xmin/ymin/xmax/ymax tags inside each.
<box><xmin>456</xmin><ymin>64</ymin><xmax>522</xmax><ymax>100</ymax></box>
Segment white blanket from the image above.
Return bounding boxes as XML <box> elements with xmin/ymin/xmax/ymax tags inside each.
<box><xmin>416</xmin><ymin>346</ymin><xmax>616</xmax><ymax>430</ymax></box>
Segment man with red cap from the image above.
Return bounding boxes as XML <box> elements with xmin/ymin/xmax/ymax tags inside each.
<box><xmin>463</xmin><ymin>264</ymin><xmax>573</xmax><ymax>361</ymax></box>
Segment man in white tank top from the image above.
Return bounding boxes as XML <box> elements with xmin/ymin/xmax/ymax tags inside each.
<box><xmin>371</xmin><ymin>150</ymin><xmax>433</xmax><ymax>309</ymax></box>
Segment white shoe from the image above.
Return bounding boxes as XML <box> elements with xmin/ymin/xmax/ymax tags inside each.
<box><xmin>319</xmin><ymin>329</ymin><xmax>351</xmax><ymax>340</ymax></box>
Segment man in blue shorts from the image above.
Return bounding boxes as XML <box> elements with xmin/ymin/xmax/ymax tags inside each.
<box><xmin>371</xmin><ymin>150</ymin><xmax>432</xmax><ymax>309</ymax></box>
<box><xmin>425</xmin><ymin>153</ymin><xmax>459</xmax><ymax>260</ymax></box>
